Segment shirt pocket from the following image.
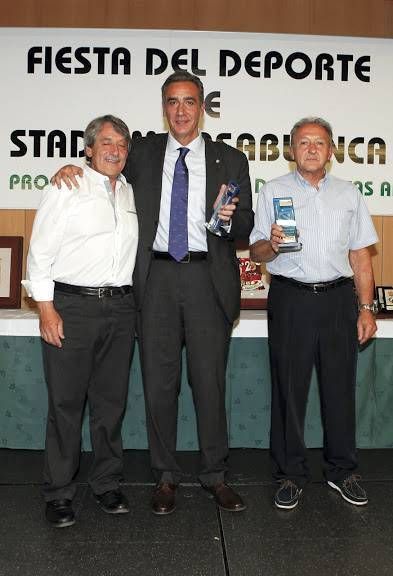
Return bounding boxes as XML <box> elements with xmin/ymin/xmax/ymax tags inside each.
<box><xmin>119</xmin><ymin>208</ymin><xmax>139</xmax><ymax>241</ymax></box>
<box><xmin>320</xmin><ymin>207</ymin><xmax>353</xmax><ymax>250</ymax></box>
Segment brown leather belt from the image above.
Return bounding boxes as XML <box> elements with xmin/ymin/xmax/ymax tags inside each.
<box><xmin>152</xmin><ymin>251</ymin><xmax>207</xmax><ymax>263</ymax></box>
<box><xmin>272</xmin><ymin>275</ymin><xmax>353</xmax><ymax>293</ymax></box>
<box><xmin>54</xmin><ymin>282</ymin><xmax>132</xmax><ymax>298</ymax></box>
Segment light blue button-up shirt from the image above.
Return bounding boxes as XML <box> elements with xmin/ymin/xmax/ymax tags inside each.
<box><xmin>250</xmin><ymin>170</ymin><xmax>378</xmax><ymax>283</ymax></box>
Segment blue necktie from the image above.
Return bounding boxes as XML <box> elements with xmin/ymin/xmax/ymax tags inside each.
<box><xmin>168</xmin><ymin>147</ymin><xmax>190</xmax><ymax>261</ymax></box>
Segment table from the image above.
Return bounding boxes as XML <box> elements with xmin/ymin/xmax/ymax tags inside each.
<box><xmin>1</xmin><ymin>310</ymin><xmax>393</xmax><ymax>450</ymax></box>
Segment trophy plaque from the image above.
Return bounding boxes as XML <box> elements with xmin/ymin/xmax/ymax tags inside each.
<box><xmin>205</xmin><ymin>181</ymin><xmax>240</xmax><ymax>236</ymax></box>
<box><xmin>273</xmin><ymin>197</ymin><xmax>302</xmax><ymax>253</ymax></box>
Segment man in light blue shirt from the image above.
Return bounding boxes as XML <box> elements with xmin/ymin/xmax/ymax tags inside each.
<box><xmin>250</xmin><ymin>117</ymin><xmax>378</xmax><ymax>510</ymax></box>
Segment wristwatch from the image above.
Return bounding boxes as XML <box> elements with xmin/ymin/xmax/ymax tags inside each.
<box><xmin>358</xmin><ymin>302</ymin><xmax>379</xmax><ymax>314</ymax></box>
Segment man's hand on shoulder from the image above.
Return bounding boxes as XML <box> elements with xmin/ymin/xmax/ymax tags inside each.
<box><xmin>50</xmin><ymin>165</ymin><xmax>83</xmax><ymax>190</ymax></box>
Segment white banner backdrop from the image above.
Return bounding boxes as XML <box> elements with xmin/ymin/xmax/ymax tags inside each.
<box><xmin>0</xmin><ymin>28</ymin><xmax>392</xmax><ymax>213</ymax></box>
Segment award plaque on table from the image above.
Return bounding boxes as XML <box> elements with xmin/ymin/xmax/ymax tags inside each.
<box><xmin>384</xmin><ymin>288</ymin><xmax>393</xmax><ymax>311</ymax></box>
<box><xmin>376</xmin><ymin>285</ymin><xmax>393</xmax><ymax>314</ymax></box>
<box><xmin>273</xmin><ymin>197</ymin><xmax>302</xmax><ymax>253</ymax></box>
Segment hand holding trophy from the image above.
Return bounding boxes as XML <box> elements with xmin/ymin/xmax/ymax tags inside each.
<box><xmin>273</xmin><ymin>197</ymin><xmax>302</xmax><ymax>253</ymax></box>
<box><xmin>205</xmin><ymin>181</ymin><xmax>240</xmax><ymax>236</ymax></box>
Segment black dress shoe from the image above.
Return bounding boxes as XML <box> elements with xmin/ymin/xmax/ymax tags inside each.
<box><xmin>94</xmin><ymin>489</ymin><xmax>129</xmax><ymax>514</ymax></box>
<box><xmin>45</xmin><ymin>499</ymin><xmax>75</xmax><ymax>528</ymax></box>
<box><xmin>151</xmin><ymin>483</ymin><xmax>177</xmax><ymax>515</ymax></box>
<box><xmin>205</xmin><ymin>483</ymin><xmax>246</xmax><ymax>512</ymax></box>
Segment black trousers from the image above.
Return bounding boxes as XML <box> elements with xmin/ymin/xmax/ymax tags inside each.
<box><xmin>268</xmin><ymin>277</ymin><xmax>359</xmax><ymax>487</ymax></box>
<box><xmin>138</xmin><ymin>259</ymin><xmax>232</xmax><ymax>486</ymax></box>
<box><xmin>42</xmin><ymin>290</ymin><xmax>136</xmax><ymax>501</ymax></box>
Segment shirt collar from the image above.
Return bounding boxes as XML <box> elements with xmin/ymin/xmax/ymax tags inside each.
<box><xmin>84</xmin><ymin>162</ymin><xmax>127</xmax><ymax>187</ymax></box>
<box><xmin>294</xmin><ymin>169</ymin><xmax>329</xmax><ymax>189</ymax></box>
<box><xmin>167</xmin><ymin>132</ymin><xmax>204</xmax><ymax>156</ymax></box>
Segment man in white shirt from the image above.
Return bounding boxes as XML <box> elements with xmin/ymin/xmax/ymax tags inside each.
<box><xmin>24</xmin><ymin>115</ymin><xmax>138</xmax><ymax>527</ymax></box>
<box><xmin>250</xmin><ymin>117</ymin><xmax>378</xmax><ymax>510</ymax></box>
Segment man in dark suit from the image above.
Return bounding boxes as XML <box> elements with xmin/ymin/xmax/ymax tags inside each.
<box><xmin>53</xmin><ymin>71</ymin><xmax>253</xmax><ymax>515</ymax></box>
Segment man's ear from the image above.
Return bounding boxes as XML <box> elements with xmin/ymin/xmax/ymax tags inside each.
<box><xmin>85</xmin><ymin>146</ymin><xmax>92</xmax><ymax>160</ymax></box>
<box><xmin>289</xmin><ymin>146</ymin><xmax>295</xmax><ymax>161</ymax></box>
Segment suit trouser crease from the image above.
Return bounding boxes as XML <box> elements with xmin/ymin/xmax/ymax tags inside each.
<box><xmin>139</xmin><ymin>259</ymin><xmax>231</xmax><ymax>486</ymax></box>
<box><xmin>42</xmin><ymin>291</ymin><xmax>135</xmax><ymax>501</ymax></box>
<box><xmin>268</xmin><ymin>279</ymin><xmax>358</xmax><ymax>487</ymax></box>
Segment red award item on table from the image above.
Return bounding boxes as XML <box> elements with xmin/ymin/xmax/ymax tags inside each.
<box><xmin>238</xmin><ymin>258</ymin><xmax>264</xmax><ymax>291</ymax></box>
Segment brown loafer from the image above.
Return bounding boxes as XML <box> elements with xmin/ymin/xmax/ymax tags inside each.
<box><xmin>205</xmin><ymin>483</ymin><xmax>246</xmax><ymax>512</ymax></box>
<box><xmin>151</xmin><ymin>483</ymin><xmax>177</xmax><ymax>515</ymax></box>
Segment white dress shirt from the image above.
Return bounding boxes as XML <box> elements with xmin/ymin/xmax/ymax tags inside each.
<box><xmin>250</xmin><ymin>170</ymin><xmax>378</xmax><ymax>282</ymax></box>
<box><xmin>153</xmin><ymin>133</ymin><xmax>208</xmax><ymax>252</ymax></box>
<box><xmin>23</xmin><ymin>164</ymin><xmax>138</xmax><ymax>301</ymax></box>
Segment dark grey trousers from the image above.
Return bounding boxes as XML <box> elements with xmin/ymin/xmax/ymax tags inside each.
<box><xmin>268</xmin><ymin>277</ymin><xmax>359</xmax><ymax>487</ymax></box>
<box><xmin>42</xmin><ymin>290</ymin><xmax>136</xmax><ymax>501</ymax></box>
<box><xmin>138</xmin><ymin>259</ymin><xmax>232</xmax><ymax>486</ymax></box>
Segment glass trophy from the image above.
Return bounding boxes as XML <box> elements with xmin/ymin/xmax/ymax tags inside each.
<box><xmin>273</xmin><ymin>197</ymin><xmax>302</xmax><ymax>253</ymax></box>
<box><xmin>205</xmin><ymin>181</ymin><xmax>240</xmax><ymax>236</ymax></box>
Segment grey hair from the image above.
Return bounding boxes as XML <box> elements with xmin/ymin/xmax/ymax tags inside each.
<box><xmin>84</xmin><ymin>115</ymin><xmax>131</xmax><ymax>161</ymax></box>
<box><xmin>161</xmin><ymin>70</ymin><xmax>204</xmax><ymax>105</ymax></box>
<box><xmin>290</xmin><ymin>117</ymin><xmax>333</xmax><ymax>145</ymax></box>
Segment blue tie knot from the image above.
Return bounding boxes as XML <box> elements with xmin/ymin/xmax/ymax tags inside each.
<box><xmin>179</xmin><ymin>147</ymin><xmax>190</xmax><ymax>159</ymax></box>
<box><xmin>178</xmin><ymin>147</ymin><xmax>190</xmax><ymax>170</ymax></box>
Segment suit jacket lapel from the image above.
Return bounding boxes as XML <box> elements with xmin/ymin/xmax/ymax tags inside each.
<box><xmin>150</xmin><ymin>133</ymin><xmax>168</xmax><ymax>220</ymax></box>
<box><xmin>203</xmin><ymin>134</ymin><xmax>226</xmax><ymax>220</ymax></box>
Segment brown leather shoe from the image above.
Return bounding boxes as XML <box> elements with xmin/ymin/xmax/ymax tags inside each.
<box><xmin>151</xmin><ymin>483</ymin><xmax>177</xmax><ymax>515</ymax></box>
<box><xmin>205</xmin><ymin>483</ymin><xmax>246</xmax><ymax>512</ymax></box>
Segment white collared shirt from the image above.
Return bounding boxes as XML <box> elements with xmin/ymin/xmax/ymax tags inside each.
<box><xmin>23</xmin><ymin>164</ymin><xmax>138</xmax><ymax>301</ymax></box>
<box><xmin>153</xmin><ymin>133</ymin><xmax>208</xmax><ymax>252</ymax></box>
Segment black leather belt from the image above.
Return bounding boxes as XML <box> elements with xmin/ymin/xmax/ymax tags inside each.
<box><xmin>152</xmin><ymin>251</ymin><xmax>208</xmax><ymax>263</ymax></box>
<box><xmin>54</xmin><ymin>282</ymin><xmax>132</xmax><ymax>298</ymax></box>
<box><xmin>272</xmin><ymin>275</ymin><xmax>353</xmax><ymax>293</ymax></box>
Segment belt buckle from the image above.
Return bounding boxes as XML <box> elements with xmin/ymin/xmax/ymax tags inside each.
<box><xmin>98</xmin><ymin>288</ymin><xmax>107</xmax><ymax>298</ymax></box>
<box><xmin>312</xmin><ymin>283</ymin><xmax>320</xmax><ymax>294</ymax></box>
<box><xmin>181</xmin><ymin>252</ymin><xmax>191</xmax><ymax>264</ymax></box>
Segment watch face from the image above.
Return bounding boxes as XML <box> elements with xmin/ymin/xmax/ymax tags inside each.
<box><xmin>360</xmin><ymin>303</ymin><xmax>378</xmax><ymax>313</ymax></box>
<box><xmin>371</xmin><ymin>300</ymin><xmax>379</xmax><ymax>314</ymax></box>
